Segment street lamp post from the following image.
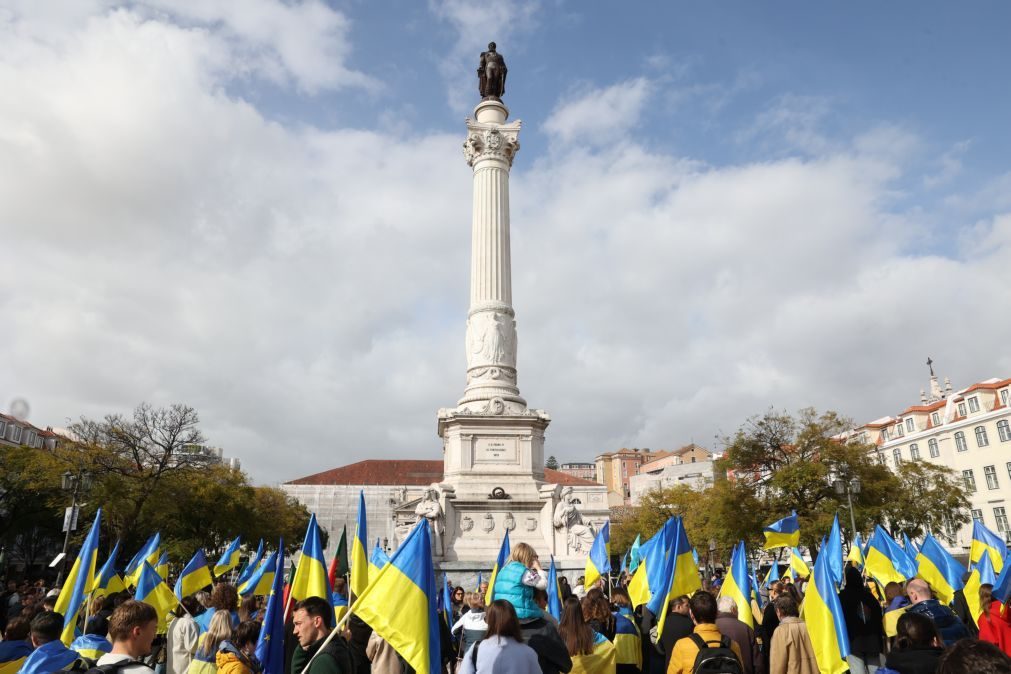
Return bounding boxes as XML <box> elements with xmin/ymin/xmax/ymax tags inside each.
<box><xmin>833</xmin><ymin>477</ymin><xmax>861</xmax><ymax>540</ymax></box>
<box><xmin>57</xmin><ymin>469</ymin><xmax>92</xmax><ymax>586</ymax></box>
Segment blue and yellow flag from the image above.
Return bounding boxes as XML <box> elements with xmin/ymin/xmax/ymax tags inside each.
<box><xmin>823</xmin><ymin>515</ymin><xmax>843</xmax><ymax>586</ymax></box>
<box><xmin>993</xmin><ymin>552</ymin><xmax>1011</xmax><ymax>604</ymax></box>
<box><xmin>627</xmin><ymin>517</ymin><xmax>677</xmax><ymax>609</ymax></box>
<box><xmin>915</xmin><ymin>534</ymin><xmax>965</xmax><ymax>606</ymax></box>
<box><xmin>0</xmin><ymin>638</ymin><xmax>32</xmax><ymax>674</ymax></box>
<box><xmin>18</xmin><ymin>641</ymin><xmax>81</xmax><ymax>674</ymax></box>
<box><xmin>804</xmin><ymin>535</ymin><xmax>850</xmax><ymax>674</ymax></box>
<box><xmin>70</xmin><ymin>634</ymin><xmax>111</xmax><ymax>662</ymax></box>
<box><xmin>547</xmin><ymin>556</ymin><xmax>563</xmax><ymax>621</ymax></box>
<box><xmin>613</xmin><ymin>607</ymin><xmax>641</xmax><ymax>669</ymax></box>
<box><xmin>213</xmin><ymin>536</ymin><xmax>242</xmax><ymax>576</ymax></box>
<box><xmin>789</xmin><ymin>547</ymin><xmax>810</xmax><ymax>580</ymax></box>
<box><xmin>570</xmin><ymin>631</ymin><xmax>617</xmax><ymax>674</ymax></box>
<box><xmin>354</xmin><ymin>520</ymin><xmax>440</xmax><ymax>674</ymax></box>
<box><xmin>763</xmin><ymin>511</ymin><xmax>800</xmax><ymax>550</ymax></box>
<box><xmin>902</xmin><ymin>533</ymin><xmax>920</xmax><ymax>559</ymax></box>
<box><xmin>124</xmin><ymin>532</ymin><xmax>160</xmax><ymax>587</ymax></box>
<box><xmin>628</xmin><ymin>534</ymin><xmax>642</xmax><ymax>573</ymax></box>
<box><xmin>175</xmin><ymin>549</ymin><xmax>213</xmax><ymax>600</ymax></box>
<box><xmin>90</xmin><ymin>540</ymin><xmax>126</xmax><ymax>597</ymax></box>
<box><xmin>846</xmin><ymin>533</ymin><xmax>865</xmax><ymax>568</ymax></box>
<box><xmin>155</xmin><ymin>551</ymin><xmax>170</xmax><ymax>580</ymax></box>
<box><xmin>584</xmin><ymin>521</ymin><xmax>611</xmax><ymax>589</ymax></box>
<box><xmin>255</xmin><ymin>540</ymin><xmax>285</xmax><ymax>674</ymax></box>
<box><xmin>971</xmin><ymin>520</ymin><xmax>1006</xmax><ymax>573</ymax></box>
<box><xmin>238</xmin><ymin>550</ymin><xmax>277</xmax><ymax>597</ymax></box>
<box><xmin>438</xmin><ymin>575</ymin><xmax>453</xmax><ymax>627</ymax></box>
<box><xmin>351</xmin><ymin>490</ymin><xmax>369</xmax><ymax>597</ymax></box>
<box><xmin>53</xmin><ymin>508</ymin><xmax>102</xmax><ymax>645</ymax></box>
<box><xmin>291</xmin><ymin>514</ymin><xmax>331</xmax><ymax>601</ymax></box>
<box><xmin>484</xmin><ymin>529</ymin><xmax>511</xmax><ymax>605</ymax></box>
<box><xmin>370</xmin><ymin>538</ymin><xmax>390</xmax><ymax>576</ymax></box>
<box><xmin>654</xmin><ymin>518</ymin><xmax>701</xmax><ymax>635</ymax></box>
<box><xmin>135</xmin><ymin>561</ymin><xmax>179</xmax><ymax>633</ymax></box>
<box><xmin>965</xmin><ymin>550</ymin><xmax>997</xmax><ymax>626</ymax></box>
<box><xmin>765</xmin><ymin>560</ymin><xmax>780</xmax><ymax>586</ymax></box>
<box><xmin>475</xmin><ymin>572</ymin><xmax>483</xmax><ymax>593</ymax></box>
<box><xmin>865</xmin><ymin>525</ymin><xmax>917</xmax><ymax>586</ymax></box>
<box><xmin>236</xmin><ymin>539</ymin><xmax>264</xmax><ymax>587</ymax></box>
<box><xmin>718</xmin><ymin>541</ymin><xmax>754</xmax><ymax>628</ymax></box>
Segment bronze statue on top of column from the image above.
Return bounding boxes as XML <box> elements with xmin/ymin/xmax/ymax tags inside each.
<box><xmin>478</xmin><ymin>42</ymin><xmax>507</xmax><ymax>101</ymax></box>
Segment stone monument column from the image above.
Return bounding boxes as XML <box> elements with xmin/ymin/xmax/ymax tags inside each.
<box><xmin>459</xmin><ymin>102</ymin><xmax>525</xmax><ymax>413</ymax></box>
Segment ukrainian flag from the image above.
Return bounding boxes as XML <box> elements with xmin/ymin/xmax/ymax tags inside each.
<box><xmin>613</xmin><ymin>607</ymin><xmax>642</xmax><ymax>669</ymax></box>
<box><xmin>653</xmin><ymin>518</ymin><xmax>701</xmax><ymax>635</ymax></box>
<box><xmin>135</xmin><ymin>561</ymin><xmax>179</xmax><ymax>633</ymax></box>
<box><xmin>584</xmin><ymin>521</ymin><xmax>611</xmax><ymax>589</ymax></box>
<box><xmin>804</xmin><ymin>535</ymin><xmax>850</xmax><ymax>674</ymax></box>
<box><xmin>438</xmin><ymin>575</ymin><xmax>453</xmax><ymax>626</ymax></box>
<box><xmin>902</xmin><ymin>533</ymin><xmax>919</xmax><ymax>559</ymax></box>
<box><xmin>748</xmin><ymin>564</ymin><xmax>764</xmax><ymax>626</ymax></box>
<box><xmin>846</xmin><ymin>533</ymin><xmax>864</xmax><ymax>568</ymax></box>
<box><xmin>370</xmin><ymin>538</ymin><xmax>390</xmax><ymax>576</ymax></box>
<box><xmin>236</xmin><ymin>539</ymin><xmax>264</xmax><ymax>587</ymax></box>
<box><xmin>91</xmin><ymin>541</ymin><xmax>126</xmax><ymax>597</ymax></box>
<box><xmin>290</xmin><ymin>513</ymin><xmax>331</xmax><ymax>601</ymax></box>
<box><xmin>763</xmin><ymin>511</ymin><xmax>800</xmax><ymax>550</ymax></box>
<box><xmin>484</xmin><ymin>529</ymin><xmax>511</xmax><ymax>605</ymax></box>
<box><xmin>788</xmin><ymin>547</ymin><xmax>810</xmax><ymax>580</ymax></box>
<box><xmin>175</xmin><ymin>549</ymin><xmax>213</xmax><ymax>600</ymax></box>
<box><xmin>0</xmin><ymin>639</ymin><xmax>32</xmax><ymax>674</ymax></box>
<box><xmin>864</xmin><ymin>525</ymin><xmax>917</xmax><ymax>586</ymax></box>
<box><xmin>255</xmin><ymin>540</ymin><xmax>285</xmax><ymax>674</ymax></box>
<box><xmin>155</xmin><ymin>551</ymin><xmax>170</xmax><ymax>580</ymax></box>
<box><xmin>823</xmin><ymin>515</ymin><xmax>843</xmax><ymax>586</ymax></box>
<box><xmin>627</xmin><ymin>517</ymin><xmax>677</xmax><ymax>609</ymax></box>
<box><xmin>70</xmin><ymin>634</ymin><xmax>111</xmax><ymax>662</ymax></box>
<box><xmin>547</xmin><ymin>556</ymin><xmax>563</xmax><ymax>621</ymax></box>
<box><xmin>570</xmin><ymin>631</ymin><xmax>617</xmax><ymax>674</ymax></box>
<box><xmin>213</xmin><ymin>536</ymin><xmax>242</xmax><ymax>576</ymax></box>
<box><xmin>351</xmin><ymin>490</ymin><xmax>369</xmax><ymax>597</ymax></box>
<box><xmin>719</xmin><ymin>541</ymin><xmax>754</xmax><ymax>628</ymax></box>
<box><xmin>353</xmin><ymin>520</ymin><xmax>440</xmax><ymax>674</ymax></box>
<box><xmin>124</xmin><ymin>532</ymin><xmax>160</xmax><ymax>587</ymax></box>
<box><xmin>971</xmin><ymin>520</ymin><xmax>1006</xmax><ymax>573</ymax></box>
<box><xmin>237</xmin><ymin>550</ymin><xmax>275</xmax><ymax>597</ymax></box>
<box><xmin>993</xmin><ymin>552</ymin><xmax>1011</xmax><ymax>604</ymax></box>
<box><xmin>764</xmin><ymin>560</ymin><xmax>780</xmax><ymax>585</ymax></box>
<box><xmin>965</xmin><ymin>550</ymin><xmax>997</xmax><ymax>626</ymax></box>
<box><xmin>53</xmin><ymin>508</ymin><xmax>102</xmax><ymax>645</ymax></box>
<box><xmin>915</xmin><ymin>534</ymin><xmax>965</xmax><ymax>606</ymax></box>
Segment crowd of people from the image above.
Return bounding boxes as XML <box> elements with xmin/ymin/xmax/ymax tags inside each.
<box><xmin>4</xmin><ymin>541</ymin><xmax>1011</xmax><ymax>674</ymax></box>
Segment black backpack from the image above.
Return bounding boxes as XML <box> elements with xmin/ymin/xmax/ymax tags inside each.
<box><xmin>688</xmin><ymin>634</ymin><xmax>743</xmax><ymax>674</ymax></box>
<box><xmin>83</xmin><ymin>660</ymin><xmax>148</xmax><ymax>674</ymax></box>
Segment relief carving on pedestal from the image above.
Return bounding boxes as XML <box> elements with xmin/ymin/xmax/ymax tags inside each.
<box><xmin>460</xmin><ymin>515</ymin><xmax>474</xmax><ymax>532</ymax></box>
<box><xmin>482</xmin><ymin>513</ymin><xmax>495</xmax><ymax>533</ymax></box>
<box><xmin>466</xmin><ymin>311</ymin><xmax>517</xmax><ymax>370</ymax></box>
<box><xmin>525</xmin><ymin>516</ymin><xmax>538</xmax><ymax>532</ymax></box>
<box><xmin>504</xmin><ymin>513</ymin><xmax>516</xmax><ymax>531</ymax></box>
<box><xmin>553</xmin><ymin>487</ymin><xmax>596</xmax><ymax>554</ymax></box>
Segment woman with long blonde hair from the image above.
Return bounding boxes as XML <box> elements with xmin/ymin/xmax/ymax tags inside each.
<box><xmin>190</xmin><ymin>610</ymin><xmax>234</xmax><ymax>674</ymax></box>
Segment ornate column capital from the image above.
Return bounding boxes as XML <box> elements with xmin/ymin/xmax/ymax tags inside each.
<box><xmin>463</xmin><ymin>119</ymin><xmax>522</xmax><ymax>167</ymax></box>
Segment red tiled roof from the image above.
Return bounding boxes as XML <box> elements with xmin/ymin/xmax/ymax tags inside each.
<box><xmin>963</xmin><ymin>378</ymin><xmax>1011</xmax><ymax>394</ymax></box>
<box><xmin>899</xmin><ymin>400</ymin><xmax>946</xmax><ymax>415</ymax></box>
<box><xmin>286</xmin><ymin>459</ymin><xmax>600</xmax><ymax>487</ymax></box>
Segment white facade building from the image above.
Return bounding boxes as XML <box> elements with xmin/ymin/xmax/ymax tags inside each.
<box><xmin>852</xmin><ymin>372</ymin><xmax>1011</xmax><ymax>554</ymax></box>
<box><xmin>628</xmin><ymin>460</ymin><xmax>716</xmax><ymax>505</ymax></box>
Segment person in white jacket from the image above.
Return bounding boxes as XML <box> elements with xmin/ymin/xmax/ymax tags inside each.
<box><xmin>459</xmin><ymin>600</ymin><xmax>539</xmax><ymax>674</ymax></box>
<box><xmin>166</xmin><ymin>597</ymin><xmax>201</xmax><ymax>674</ymax></box>
<box><xmin>452</xmin><ymin>593</ymin><xmax>488</xmax><ymax>663</ymax></box>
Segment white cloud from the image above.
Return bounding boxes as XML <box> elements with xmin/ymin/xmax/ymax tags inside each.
<box><xmin>3</xmin><ymin>4</ymin><xmax>1011</xmax><ymax>487</ymax></box>
<box><xmin>543</xmin><ymin>78</ymin><xmax>651</xmax><ymax>146</ymax></box>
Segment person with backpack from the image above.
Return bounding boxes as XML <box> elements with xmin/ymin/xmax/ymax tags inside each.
<box><xmin>666</xmin><ymin>591</ymin><xmax>743</xmax><ymax>674</ymax></box>
<box><xmin>94</xmin><ymin>600</ymin><xmax>160</xmax><ymax>674</ymax></box>
<box><xmin>767</xmin><ymin>594</ymin><xmax>817</xmax><ymax>674</ymax></box>
<box><xmin>290</xmin><ymin>597</ymin><xmax>353</xmax><ymax>674</ymax></box>
<box><xmin>458</xmin><ymin>600</ymin><xmax>540</xmax><ymax>674</ymax></box>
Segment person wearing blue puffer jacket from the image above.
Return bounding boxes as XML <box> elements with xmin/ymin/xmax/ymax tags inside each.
<box><xmin>492</xmin><ymin>543</ymin><xmax>548</xmax><ymax>622</ymax></box>
<box><xmin>904</xmin><ymin>579</ymin><xmax>970</xmax><ymax>646</ymax></box>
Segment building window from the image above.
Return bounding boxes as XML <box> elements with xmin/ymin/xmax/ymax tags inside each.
<box><xmin>999</xmin><ymin>420</ymin><xmax>1011</xmax><ymax>443</ymax></box>
<box><xmin>986</xmin><ymin>465</ymin><xmax>1000</xmax><ymax>490</ymax></box>
<box><xmin>882</xmin><ymin>428</ymin><xmax>890</xmax><ymax>441</ymax></box>
<box><xmin>928</xmin><ymin>438</ymin><xmax>940</xmax><ymax>457</ymax></box>
<box><xmin>996</xmin><ymin>507</ymin><xmax>1010</xmax><ymax>533</ymax></box>
<box><xmin>931</xmin><ymin>412</ymin><xmax>941</xmax><ymax>426</ymax></box>
<box><xmin>976</xmin><ymin>426</ymin><xmax>990</xmax><ymax>447</ymax></box>
<box><xmin>876</xmin><ymin>452</ymin><xmax>886</xmax><ymax>466</ymax></box>
<box><xmin>955</xmin><ymin>432</ymin><xmax>968</xmax><ymax>452</ymax></box>
<box><xmin>909</xmin><ymin>443</ymin><xmax>920</xmax><ymax>460</ymax></box>
<box><xmin>969</xmin><ymin>397</ymin><xmax>981</xmax><ymax>413</ymax></box>
<box><xmin>1002</xmin><ymin>389</ymin><xmax>1009</xmax><ymax>406</ymax></box>
<box><xmin>10</xmin><ymin>425</ymin><xmax>22</xmax><ymax>443</ymax></box>
<box><xmin>973</xmin><ymin>509</ymin><xmax>984</xmax><ymax>523</ymax></box>
<box><xmin>0</xmin><ymin>420</ymin><xmax>5</xmax><ymax>437</ymax></box>
<box><xmin>963</xmin><ymin>470</ymin><xmax>977</xmax><ymax>493</ymax></box>
<box><xmin>905</xmin><ymin>418</ymin><xmax>914</xmax><ymax>432</ymax></box>
<box><xmin>958</xmin><ymin>403</ymin><xmax>967</xmax><ymax>417</ymax></box>
<box><xmin>895</xmin><ymin>423</ymin><xmax>905</xmax><ymax>438</ymax></box>
<box><xmin>893</xmin><ymin>448</ymin><xmax>902</xmax><ymax>466</ymax></box>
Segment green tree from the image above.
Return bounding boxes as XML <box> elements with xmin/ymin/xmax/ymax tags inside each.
<box><xmin>882</xmin><ymin>460</ymin><xmax>971</xmax><ymax>543</ymax></box>
<box><xmin>545</xmin><ymin>456</ymin><xmax>559</xmax><ymax>470</ymax></box>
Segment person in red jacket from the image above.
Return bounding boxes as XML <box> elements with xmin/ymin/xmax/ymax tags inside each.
<box><xmin>977</xmin><ymin>584</ymin><xmax>1011</xmax><ymax>655</ymax></box>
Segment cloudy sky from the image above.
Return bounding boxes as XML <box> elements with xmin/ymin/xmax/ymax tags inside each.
<box><xmin>3</xmin><ymin>1</ymin><xmax>1010</xmax><ymax>484</ymax></box>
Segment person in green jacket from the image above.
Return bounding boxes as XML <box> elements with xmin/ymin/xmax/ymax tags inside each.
<box><xmin>290</xmin><ymin>597</ymin><xmax>353</xmax><ymax>674</ymax></box>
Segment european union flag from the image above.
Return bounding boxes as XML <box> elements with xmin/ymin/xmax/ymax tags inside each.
<box><xmin>255</xmin><ymin>540</ymin><xmax>286</xmax><ymax>674</ymax></box>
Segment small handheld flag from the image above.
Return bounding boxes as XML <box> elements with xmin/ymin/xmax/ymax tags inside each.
<box><xmin>584</xmin><ymin>521</ymin><xmax>611</xmax><ymax>589</ymax></box>
<box><xmin>351</xmin><ymin>491</ymin><xmax>369</xmax><ymax>597</ymax></box>
<box><xmin>124</xmin><ymin>533</ymin><xmax>161</xmax><ymax>587</ymax></box>
<box><xmin>239</xmin><ymin>551</ymin><xmax>278</xmax><ymax>597</ymax></box>
<box><xmin>290</xmin><ymin>514</ymin><xmax>331</xmax><ymax>601</ymax></box>
<box><xmin>175</xmin><ymin>549</ymin><xmax>213</xmax><ymax>600</ymax></box>
<box><xmin>763</xmin><ymin>511</ymin><xmax>800</xmax><ymax>550</ymax></box>
<box><xmin>485</xmin><ymin>529</ymin><xmax>511</xmax><ymax>604</ymax></box>
<box><xmin>547</xmin><ymin>556</ymin><xmax>563</xmax><ymax>621</ymax></box>
<box><xmin>213</xmin><ymin>536</ymin><xmax>242</xmax><ymax>576</ymax></box>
